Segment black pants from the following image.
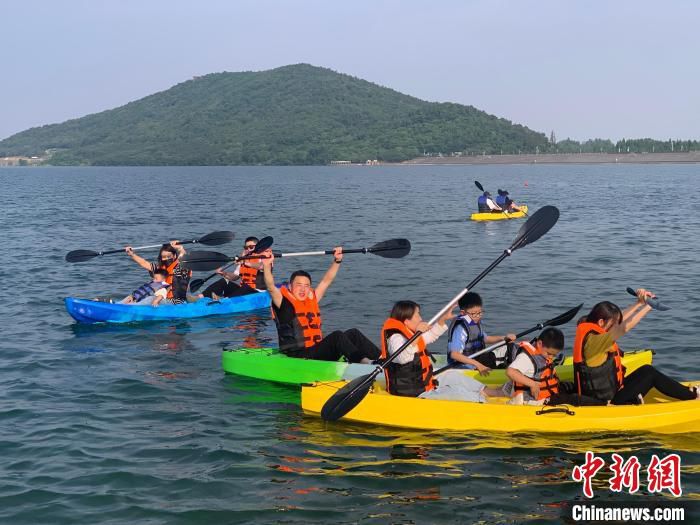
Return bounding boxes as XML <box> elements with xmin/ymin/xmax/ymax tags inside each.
<box><xmin>202</xmin><ymin>279</ymin><xmax>256</xmax><ymax>299</ymax></box>
<box><xmin>293</xmin><ymin>329</ymin><xmax>381</xmax><ymax>363</ymax></box>
<box><xmin>612</xmin><ymin>364</ymin><xmax>696</xmax><ymax>405</ymax></box>
<box><xmin>474</xmin><ymin>351</ymin><xmax>500</xmax><ymax>369</ymax></box>
<box><xmin>547</xmin><ymin>392</ymin><xmax>607</xmax><ymax>407</ymax></box>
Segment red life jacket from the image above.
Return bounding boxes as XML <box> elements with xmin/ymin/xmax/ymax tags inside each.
<box><xmin>573</xmin><ymin>322</ymin><xmax>625</xmax><ymax>401</ymax></box>
<box><xmin>511</xmin><ymin>341</ymin><xmax>560</xmax><ymax>401</ymax></box>
<box><xmin>380</xmin><ymin>318</ymin><xmax>436</xmax><ymax>397</ymax></box>
<box><xmin>276</xmin><ymin>286</ymin><xmax>323</xmax><ymax>349</ymax></box>
<box><xmin>239</xmin><ymin>259</ymin><xmax>260</xmax><ymax>289</ymax></box>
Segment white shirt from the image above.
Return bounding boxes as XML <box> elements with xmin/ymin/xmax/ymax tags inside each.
<box><xmin>388</xmin><ymin>323</ymin><xmax>448</xmax><ymax>365</ymax></box>
<box><xmin>486</xmin><ymin>197</ymin><xmax>501</xmax><ymax>211</ymax></box>
<box><xmin>508</xmin><ymin>352</ymin><xmax>535</xmax><ymax>378</ymax></box>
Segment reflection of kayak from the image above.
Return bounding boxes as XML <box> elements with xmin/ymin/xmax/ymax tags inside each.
<box><xmin>301</xmin><ymin>378</ymin><xmax>700</xmax><ymax>434</ymax></box>
<box><xmin>65</xmin><ymin>292</ymin><xmax>271</xmax><ymax>324</ymax></box>
<box><xmin>470</xmin><ymin>205</ymin><xmax>528</xmax><ymax>221</ymax></box>
<box><xmin>221</xmin><ymin>347</ymin><xmax>652</xmax><ymax>387</ymax></box>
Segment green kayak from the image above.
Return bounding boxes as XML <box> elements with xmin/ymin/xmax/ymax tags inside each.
<box><xmin>221</xmin><ymin>347</ymin><xmax>653</xmax><ymax>387</ymax></box>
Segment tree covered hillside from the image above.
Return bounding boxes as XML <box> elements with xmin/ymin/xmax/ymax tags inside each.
<box><xmin>0</xmin><ymin>64</ymin><xmax>548</xmax><ymax>165</ymax></box>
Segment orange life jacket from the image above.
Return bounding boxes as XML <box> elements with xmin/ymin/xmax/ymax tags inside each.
<box><xmin>573</xmin><ymin>322</ymin><xmax>625</xmax><ymax>400</ymax></box>
<box><xmin>239</xmin><ymin>259</ymin><xmax>260</xmax><ymax>289</ymax></box>
<box><xmin>512</xmin><ymin>341</ymin><xmax>560</xmax><ymax>401</ymax></box>
<box><xmin>157</xmin><ymin>259</ymin><xmax>181</xmax><ymax>300</ymax></box>
<box><xmin>277</xmin><ymin>286</ymin><xmax>323</xmax><ymax>349</ymax></box>
<box><xmin>380</xmin><ymin>318</ymin><xmax>436</xmax><ymax>397</ymax></box>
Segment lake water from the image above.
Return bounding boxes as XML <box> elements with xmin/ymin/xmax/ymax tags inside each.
<box><xmin>0</xmin><ymin>164</ymin><xmax>698</xmax><ymax>524</ymax></box>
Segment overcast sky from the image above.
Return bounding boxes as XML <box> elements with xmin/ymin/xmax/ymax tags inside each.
<box><xmin>2</xmin><ymin>0</ymin><xmax>698</xmax><ymax>142</ymax></box>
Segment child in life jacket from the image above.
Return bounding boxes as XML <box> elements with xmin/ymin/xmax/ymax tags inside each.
<box><xmin>120</xmin><ymin>269</ymin><xmax>170</xmax><ymax>306</ymax></box>
<box><xmin>503</xmin><ymin>327</ymin><xmax>605</xmax><ymax>406</ymax></box>
<box><xmin>381</xmin><ymin>300</ymin><xmax>498</xmax><ymax>401</ymax></box>
<box><xmin>446</xmin><ymin>292</ymin><xmax>516</xmax><ymax>375</ymax></box>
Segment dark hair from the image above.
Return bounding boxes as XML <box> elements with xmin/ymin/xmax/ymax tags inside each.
<box><xmin>289</xmin><ymin>270</ymin><xmax>312</xmax><ymax>284</ymax></box>
<box><xmin>458</xmin><ymin>292</ymin><xmax>482</xmax><ymax>310</ymax></box>
<box><xmin>244</xmin><ymin>236</ymin><xmax>259</xmax><ymax>245</ymax></box>
<box><xmin>585</xmin><ymin>301</ymin><xmax>623</xmax><ymax>325</ymax></box>
<box><xmin>153</xmin><ymin>268</ymin><xmax>168</xmax><ymax>278</ymax></box>
<box><xmin>537</xmin><ymin>327</ymin><xmax>564</xmax><ymax>350</ymax></box>
<box><xmin>389</xmin><ymin>300</ymin><xmax>420</xmax><ymax>322</ymax></box>
<box><xmin>158</xmin><ymin>243</ymin><xmax>178</xmax><ymax>265</ymax></box>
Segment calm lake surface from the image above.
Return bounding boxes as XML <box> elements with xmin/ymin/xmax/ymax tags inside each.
<box><xmin>0</xmin><ymin>164</ymin><xmax>698</xmax><ymax>524</ymax></box>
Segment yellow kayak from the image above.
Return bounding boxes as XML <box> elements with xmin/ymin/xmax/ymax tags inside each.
<box><xmin>470</xmin><ymin>205</ymin><xmax>528</xmax><ymax>221</ymax></box>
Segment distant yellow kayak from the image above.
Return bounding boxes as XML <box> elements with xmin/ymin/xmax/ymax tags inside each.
<box><xmin>470</xmin><ymin>205</ymin><xmax>528</xmax><ymax>221</ymax></box>
<box><xmin>302</xmin><ymin>378</ymin><xmax>700</xmax><ymax>434</ymax></box>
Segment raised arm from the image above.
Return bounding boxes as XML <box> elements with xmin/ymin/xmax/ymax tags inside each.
<box><xmin>315</xmin><ymin>247</ymin><xmax>342</xmax><ymax>303</ymax></box>
<box><xmin>262</xmin><ymin>255</ymin><xmax>282</xmax><ymax>308</ymax></box>
<box><xmin>609</xmin><ymin>288</ymin><xmax>654</xmax><ymax>340</ymax></box>
<box><xmin>125</xmin><ymin>246</ymin><xmax>152</xmax><ymax>272</ymax></box>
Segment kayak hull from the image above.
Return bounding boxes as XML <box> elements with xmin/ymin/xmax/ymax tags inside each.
<box><xmin>221</xmin><ymin>348</ymin><xmax>652</xmax><ymax>387</ymax></box>
<box><xmin>65</xmin><ymin>292</ymin><xmax>271</xmax><ymax>324</ymax></box>
<box><xmin>301</xmin><ymin>379</ymin><xmax>700</xmax><ymax>434</ymax></box>
<box><xmin>470</xmin><ymin>205</ymin><xmax>528</xmax><ymax>221</ymax></box>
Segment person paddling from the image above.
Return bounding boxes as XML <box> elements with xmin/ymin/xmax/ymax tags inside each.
<box><xmin>380</xmin><ymin>300</ymin><xmax>498</xmax><ymax>400</ymax></box>
<box><xmin>125</xmin><ymin>241</ymin><xmax>191</xmax><ymax>304</ymax></box>
<box><xmin>446</xmin><ymin>292</ymin><xmax>517</xmax><ymax>374</ymax></box>
<box><xmin>477</xmin><ymin>191</ymin><xmax>503</xmax><ymax>213</ymax></box>
<box><xmin>503</xmin><ymin>327</ymin><xmax>605</xmax><ymax>406</ymax></box>
<box><xmin>199</xmin><ymin>237</ymin><xmax>266</xmax><ymax>299</ymax></box>
<box><xmin>496</xmin><ymin>189</ymin><xmax>524</xmax><ymax>213</ymax></box>
<box><xmin>573</xmin><ymin>289</ymin><xmax>699</xmax><ymax>404</ymax></box>
<box><xmin>262</xmin><ymin>248</ymin><xmax>380</xmax><ymax>363</ymax></box>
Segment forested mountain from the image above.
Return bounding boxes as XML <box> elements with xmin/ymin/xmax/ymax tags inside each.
<box><xmin>0</xmin><ymin>64</ymin><xmax>548</xmax><ymax>165</ymax></box>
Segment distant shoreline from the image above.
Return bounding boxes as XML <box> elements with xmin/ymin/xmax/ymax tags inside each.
<box><xmin>400</xmin><ymin>152</ymin><xmax>700</xmax><ymax>165</ymax></box>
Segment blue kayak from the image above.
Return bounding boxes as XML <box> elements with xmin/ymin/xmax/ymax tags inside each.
<box><xmin>64</xmin><ymin>292</ymin><xmax>271</xmax><ymax>324</ymax></box>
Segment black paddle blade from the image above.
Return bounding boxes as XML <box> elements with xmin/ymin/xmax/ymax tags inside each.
<box><xmin>320</xmin><ymin>374</ymin><xmax>375</xmax><ymax>421</ymax></box>
<box><xmin>197</xmin><ymin>231</ymin><xmax>235</xmax><ymax>246</ymax></box>
<box><xmin>474</xmin><ymin>180</ymin><xmax>485</xmax><ymax>192</ymax></box>
<box><xmin>368</xmin><ymin>238</ymin><xmax>411</xmax><ymax>258</ymax></box>
<box><xmin>253</xmin><ymin>236</ymin><xmax>274</xmax><ymax>253</ymax></box>
<box><xmin>179</xmin><ymin>251</ymin><xmax>231</xmax><ymax>272</ymax></box>
<box><xmin>510</xmin><ymin>205</ymin><xmax>559</xmax><ymax>251</ymax></box>
<box><xmin>189</xmin><ymin>278</ymin><xmax>206</xmax><ymax>292</ymax></box>
<box><xmin>65</xmin><ymin>249</ymin><xmax>100</xmax><ymax>263</ymax></box>
<box><xmin>545</xmin><ymin>303</ymin><xmax>584</xmax><ymax>327</ymax></box>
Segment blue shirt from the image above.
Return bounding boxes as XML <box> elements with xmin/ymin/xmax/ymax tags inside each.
<box><xmin>447</xmin><ymin>315</ymin><xmax>487</xmax><ymax>369</ymax></box>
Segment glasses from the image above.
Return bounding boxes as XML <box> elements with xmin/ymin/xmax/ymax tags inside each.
<box><xmin>466</xmin><ymin>310</ymin><xmax>484</xmax><ymax>317</ymax></box>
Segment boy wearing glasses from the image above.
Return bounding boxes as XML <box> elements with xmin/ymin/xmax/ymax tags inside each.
<box><xmin>446</xmin><ymin>292</ymin><xmax>516</xmax><ymax>375</ymax></box>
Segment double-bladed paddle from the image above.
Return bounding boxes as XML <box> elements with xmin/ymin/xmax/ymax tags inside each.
<box><xmin>626</xmin><ymin>287</ymin><xmax>671</xmax><ymax>311</ymax></box>
<box><xmin>65</xmin><ymin>231</ymin><xmax>235</xmax><ymax>263</ymax></box>
<box><xmin>432</xmin><ymin>303</ymin><xmax>583</xmax><ymax>376</ymax></box>
<box><xmin>188</xmin><ymin>236</ymin><xmax>274</xmax><ymax>293</ymax></box>
<box><xmin>180</xmin><ymin>238</ymin><xmax>411</xmax><ymax>273</ymax></box>
<box><xmin>320</xmin><ymin>205</ymin><xmax>560</xmax><ymax>421</ymax></box>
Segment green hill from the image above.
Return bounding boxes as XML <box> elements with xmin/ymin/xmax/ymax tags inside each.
<box><xmin>0</xmin><ymin>64</ymin><xmax>548</xmax><ymax>165</ymax></box>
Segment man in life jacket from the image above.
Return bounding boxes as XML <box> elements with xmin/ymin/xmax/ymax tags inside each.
<box><xmin>505</xmin><ymin>327</ymin><xmax>606</xmax><ymax>406</ymax></box>
<box><xmin>199</xmin><ymin>236</ymin><xmax>265</xmax><ymax>299</ymax></box>
<box><xmin>447</xmin><ymin>292</ymin><xmax>516</xmax><ymax>374</ymax></box>
<box><xmin>125</xmin><ymin>241</ymin><xmax>190</xmax><ymax>304</ymax></box>
<box><xmin>120</xmin><ymin>269</ymin><xmax>170</xmax><ymax>306</ymax></box>
<box><xmin>262</xmin><ymin>248</ymin><xmax>380</xmax><ymax>363</ymax></box>
<box><xmin>477</xmin><ymin>191</ymin><xmax>503</xmax><ymax>213</ymax></box>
